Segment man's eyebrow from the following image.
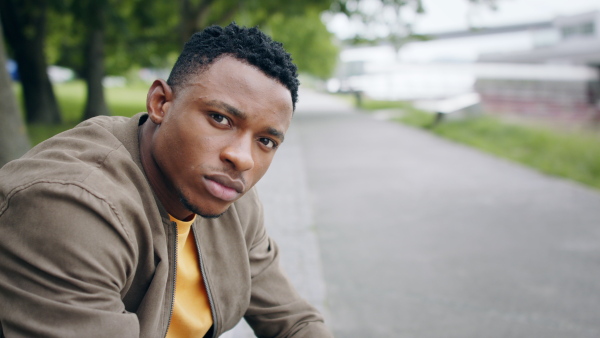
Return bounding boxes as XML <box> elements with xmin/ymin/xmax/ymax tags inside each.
<box><xmin>206</xmin><ymin>100</ymin><xmax>247</xmax><ymax>119</ymax></box>
<box><xmin>267</xmin><ymin>127</ymin><xmax>285</xmax><ymax>143</ymax></box>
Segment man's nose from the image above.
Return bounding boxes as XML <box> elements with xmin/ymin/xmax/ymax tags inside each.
<box><xmin>221</xmin><ymin>136</ymin><xmax>254</xmax><ymax>172</ymax></box>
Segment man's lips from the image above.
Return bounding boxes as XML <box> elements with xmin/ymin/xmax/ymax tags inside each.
<box><xmin>203</xmin><ymin>174</ymin><xmax>245</xmax><ymax>202</ymax></box>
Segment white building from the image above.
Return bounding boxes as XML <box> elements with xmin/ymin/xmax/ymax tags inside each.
<box><xmin>477</xmin><ymin>11</ymin><xmax>600</xmax><ymax>122</ymax></box>
<box><xmin>330</xmin><ymin>10</ymin><xmax>600</xmax><ymax>122</ymax></box>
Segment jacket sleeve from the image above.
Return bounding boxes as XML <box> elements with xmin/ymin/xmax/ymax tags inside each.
<box><xmin>240</xmin><ymin>191</ymin><xmax>333</xmax><ymax>338</ymax></box>
<box><xmin>0</xmin><ymin>182</ymin><xmax>139</xmax><ymax>338</ymax></box>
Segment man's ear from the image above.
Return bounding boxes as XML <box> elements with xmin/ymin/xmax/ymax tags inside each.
<box><xmin>146</xmin><ymin>79</ymin><xmax>173</xmax><ymax>125</ymax></box>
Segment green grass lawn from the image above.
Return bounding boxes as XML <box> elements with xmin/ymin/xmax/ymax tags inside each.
<box><xmin>25</xmin><ymin>81</ymin><xmax>148</xmax><ymax>145</ymax></box>
<box><xmin>361</xmin><ymin>98</ymin><xmax>600</xmax><ymax>190</ymax></box>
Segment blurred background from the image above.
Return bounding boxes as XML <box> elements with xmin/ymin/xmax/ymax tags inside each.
<box><xmin>2</xmin><ymin>1</ymin><xmax>600</xmax><ymax>337</ymax></box>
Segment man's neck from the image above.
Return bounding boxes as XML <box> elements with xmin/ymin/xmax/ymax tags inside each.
<box><xmin>138</xmin><ymin>119</ymin><xmax>194</xmax><ymax>221</ymax></box>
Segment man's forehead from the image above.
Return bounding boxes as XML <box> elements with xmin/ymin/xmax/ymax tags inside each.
<box><xmin>180</xmin><ymin>57</ymin><xmax>293</xmax><ymax>111</ymax></box>
<box><xmin>184</xmin><ymin>56</ymin><xmax>292</xmax><ymax>99</ymax></box>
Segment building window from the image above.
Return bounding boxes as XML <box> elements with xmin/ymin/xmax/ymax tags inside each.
<box><xmin>581</xmin><ymin>22</ymin><xmax>595</xmax><ymax>36</ymax></box>
<box><xmin>561</xmin><ymin>21</ymin><xmax>596</xmax><ymax>39</ymax></box>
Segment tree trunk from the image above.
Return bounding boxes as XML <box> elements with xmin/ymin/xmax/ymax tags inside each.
<box><xmin>178</xmin><ymin>0</ymin><xmax>217</xmax><ymax>46</ymax></box>
<box><xmin>81</xmin><ymin>0</ymin><xmax>110</xmax><ymax>120</ymax></box>
<box><xmin>0</xmin><ymin>0</ymin><xmax>62</xmax><ymax>124</ymax></box>
<box><xmin>0</xmin><ymin>20</ymin><xmax>31</xmax><ymax>167</ymax></box>
<box><xmin>82</xmin><ymin>27</ymin><xmax>110</xmax><ymax>120</ymax></box>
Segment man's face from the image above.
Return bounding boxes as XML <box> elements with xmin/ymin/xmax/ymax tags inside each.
<box><xmin>150</xmin><ymin>56</ymin><xmax>293</xmax><ymax>218</ymax></box>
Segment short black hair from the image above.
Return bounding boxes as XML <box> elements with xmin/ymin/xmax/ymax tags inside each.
<box><xmin>167</xmin><ymin>22</ymin><xmax>299</xmax><ymax>110</ymax></box>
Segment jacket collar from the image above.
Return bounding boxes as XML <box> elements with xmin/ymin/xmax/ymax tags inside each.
<box><xmin>111</xmin><ymin>113</ymin><xmax>172</xmax><ymax>222</ymax></box>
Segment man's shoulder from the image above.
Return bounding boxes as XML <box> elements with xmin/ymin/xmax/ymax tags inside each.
<box><xmin>0</xmin><ymin>115</ymin><xmax>147</xmax><ymax>208</ymax></box>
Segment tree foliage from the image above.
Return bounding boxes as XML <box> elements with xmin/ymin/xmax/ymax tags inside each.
<box><xmin>48</xmin><ymin>0</ymin><xmax>341</xmax><ymax>83</ymax></box>
<box><xmin>175</xmin><ymin>0</ymin><xmax>331</xmax><ymax>45</ymax></box>
<box><xmin>49</xmin><ymin>0</ymin><xmax>178</xmax><ymax>76</ymax></box>
<box><xmin>260</xmin><ymin>10</ymin><xmax>339</xmax><ymax>79</ymax></box>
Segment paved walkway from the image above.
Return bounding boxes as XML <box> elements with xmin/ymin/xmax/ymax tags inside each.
<box><xmin>227</xmin><ymin>88</ymin><xmax>600</xmax><ymax>337</ymax></box>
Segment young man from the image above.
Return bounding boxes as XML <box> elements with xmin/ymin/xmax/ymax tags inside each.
<box><xmin>0</xmin><ymin>23</ymin><xmax>332</xmax><ymax>337</ymax></box>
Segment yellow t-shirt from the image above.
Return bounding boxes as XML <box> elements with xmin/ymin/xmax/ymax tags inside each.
<box><xmin>166</xmin><ymin>215</ymin><xmax>213</xmax><ymax>337</ymax></box>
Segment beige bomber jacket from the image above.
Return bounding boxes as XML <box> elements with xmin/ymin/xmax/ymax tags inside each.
<box><xmin>0</xmin><ymin>114</ymin><xmax>331</xmax><ymax>338</ymax></box>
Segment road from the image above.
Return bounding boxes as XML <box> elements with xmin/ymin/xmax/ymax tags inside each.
<box><xmin>296</xmin><ymin>88</ymin><xmax>600</xmax><ymax>337</ymax></box>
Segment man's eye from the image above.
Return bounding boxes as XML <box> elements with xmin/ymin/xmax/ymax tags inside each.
<box><xmin>210</xmin><ymin>113</ymin><xmax>229</xmax><ymax>126</ymax></box>
<box><xmin>259</xmin><ymin>138</ymin><xmax>277</xmax><ymax>149</ymax></box>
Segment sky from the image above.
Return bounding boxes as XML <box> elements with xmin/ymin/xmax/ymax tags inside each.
<box><xmin>415</xmin><ymin>0</ymin><xmax>600</xmax><ymax>33</ymax></box>
<box><xmin>326</xmin><ymin>0</ymin><xmax>600</xmax><ymax>39</ymax></box>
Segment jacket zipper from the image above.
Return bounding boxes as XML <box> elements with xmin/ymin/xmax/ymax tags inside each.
<box><xmin>164</xmin><ymin>221</ymin><xmax>178</xmax><ymax>338</ymax></box>
<box><xmin>193</xmin><ymin>227</ymin><xmax>218</xmax><ymax>338</ymax></box>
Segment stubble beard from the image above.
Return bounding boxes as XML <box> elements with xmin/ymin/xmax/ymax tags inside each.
<box><xmin>177</xmin><ymin>189</ymin><xmax>226</xmax><ymax>219</ymax></box>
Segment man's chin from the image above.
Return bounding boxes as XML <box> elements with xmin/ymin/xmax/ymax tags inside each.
<box><xmin>178</xmin><ymin>192</ymin><xmax>229</xmax><ymax>219</ymax></box>
<box><xmin>197</xmin><ymin>211</ymin><xmax>227</xmax><ymax>219</ymax></box>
